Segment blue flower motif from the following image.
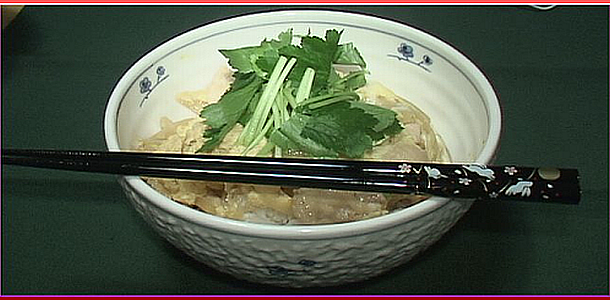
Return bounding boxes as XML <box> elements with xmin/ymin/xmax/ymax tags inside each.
<box><xmin>266</xmin><ymin>266</ymin><xmax>293</xmax><ymax>276</ymax></box>
<box><xmin>156</xmin><ymin>66</ymin><xmax>166</xmax><ymax>77</ymax></box>
<box><xmin>390</xmin><ymin>43</ymin><xmax>433</xmax><ymax>72</ymax></box>
<box><xmin>139</xmin><ymin>77</ymin><xmax>152</xmax><ymax>94</ymax></box>
<box><xmin>397</xmin><ymin>43</ymin><xmax>414</xmax><ymax>59</ymax></box>
<box><xmin>298</xmin><ymin>260</ymin><xmax>317</xmax><ymax>267</ymax></box>
<box><xmin>422</xmin><ymin>54</ymin><xmax>433</xmax><ymax>65</ymax></box>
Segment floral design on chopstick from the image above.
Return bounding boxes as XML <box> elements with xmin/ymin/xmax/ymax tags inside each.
<box><xmin>458</xmin><ymin>164</ymin><xmax>539</xmax><ymax>198</ymax></box>
<box><xmin>463</xmin><ymin>164</ymin><xmax>495</xmax><ymax>181</ymax></box>
<box><xmin>395</xmin><ymin>162</ymin><xmax>567</xmax><ymax>202</ymax></box>
<box><xmin>139</xmin><ymin>66</ymin><xmax>169</xmax><ymax>107</ymax></box>
<box><xmin>504</xmin><ymin>181</ymin><xmax>533</xmax><ymax>197</ymax></box>
<box><xmin>424</xmin><ymin>166</ymin><xmax>446</xmax><ymax>179</ymax></box>
<box><xmin>458</xmin><ymin>178</ymin><xmax>472</xmax><ymax>186</ymax></box>
<box><xmin>504</xmin><ymin>166</ymin><xmax>518</xmax><ymax>176</ymax></box>
<box><xmin>399</xmin><ymin>163</ymin><xmax>413</xmax><ymax>173</ymax></box>
<box><xmin>388</xmin><ymin>43</ymin><xmax>433</xmax><ymax>72</ymax></box>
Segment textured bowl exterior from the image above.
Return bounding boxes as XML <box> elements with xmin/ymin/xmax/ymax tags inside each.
<box><xmin>120</xmin><ymin>177</ymin><xmax>472</xmax><ymax>287</ymax></box>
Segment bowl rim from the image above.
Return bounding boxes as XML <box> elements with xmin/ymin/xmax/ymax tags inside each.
<box><xmin>104</xmin><ymin>9</ymin><xmax>502</xmax><ymax>240</ymax></box>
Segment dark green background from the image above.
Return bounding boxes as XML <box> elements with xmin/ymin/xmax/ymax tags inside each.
<box><xmin>2</xmin><ymin>5</ymin><xmax>608</xmax><ymax>295</ymax></box>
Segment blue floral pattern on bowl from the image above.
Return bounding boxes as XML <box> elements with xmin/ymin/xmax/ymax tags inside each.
<box><xmin>389</xmin><ymin>42</ymin><xmax>433</xmax><ymax>72</ymax></box>
<box><xmin>139</xmin><ymin>65</ymin><xmax>169</xmax><ymax>107</ymax></box>
<box><xmin>264</xmin><ymin>259</ymin><xmax>318</xmax><ymax>277</ymax></box>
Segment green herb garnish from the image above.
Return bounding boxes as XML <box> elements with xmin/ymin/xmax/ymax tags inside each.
<box><xmin>197</xmin><ymin>29</ymin><xmax>403</xmax><ymax>158</ymax></box>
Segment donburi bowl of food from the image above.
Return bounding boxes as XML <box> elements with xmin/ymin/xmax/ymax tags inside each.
<box><xmin>104</xmin><ymin>10</ymin><xmax>501</xmax><ymax>287</ymax></box>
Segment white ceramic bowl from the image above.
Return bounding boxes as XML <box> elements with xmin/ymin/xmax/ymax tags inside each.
<box><xmin>104</xmin><ymin>10</ymin><xmax>501</xmax><ymax>287</ymax></box>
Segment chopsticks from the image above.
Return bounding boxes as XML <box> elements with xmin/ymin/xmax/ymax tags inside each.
<box><xmin>2</xmin><ymin>149</ymin><xmax>581</xmax><ymax>204</ymax></box>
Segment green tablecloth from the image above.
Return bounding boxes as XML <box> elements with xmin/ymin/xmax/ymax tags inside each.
<box><xmin>2</xmin><ymin>5</ymin><xmax>608</xmax><ymax>295</ymax></box>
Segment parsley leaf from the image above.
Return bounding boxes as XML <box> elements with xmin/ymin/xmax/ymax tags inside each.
<box><xmin>268</xmin><ymin>113</ymin><xmax>339</xmax><ymax>158</ymax></box>
<box><xmin>279</xmin><ymin>29</ymin><xmax>341</xmax><ymax>95</ymax></box>
<box><xmin>269</xmin><ymin>100</ymin><xmax>404</xmax><ymax>158</ymax></box>
<box><xmin>348</xmin><ymin>101</ymin><xmax>403</xmax><ymax>140</ymax></box>
<box><xmin>219</xmin><ymin>29</ymin><xmax>293</xmax><ymax>75</ymax></box>
<box><xmin>334</xmin><ymin>42</ymin><xmax>367</xmax><ymax>68</ymax></box>
<box><xmin>301</xmin><ymin>102</ymin><xmax>376</xmax><ymax>158</ymax></box>
<box><xmin>198</xmin><ymin>72</ymin><xmax>263</xmax><ymax>152</ymax></box>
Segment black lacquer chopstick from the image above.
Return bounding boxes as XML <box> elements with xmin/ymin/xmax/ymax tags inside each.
<box><xmin>2</xmin><ymin>149</ymin><xmax>581</xmax><ymax>204</ymax></box>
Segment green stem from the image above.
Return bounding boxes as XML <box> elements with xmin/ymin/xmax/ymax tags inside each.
<box><xmin>298</xmin><ymin>91</ymin><xmax>359</xmax><ymax>110</ymax></box>
<box><xmin>242</xmin><ymin>119</ymin><xmax>273</xmax><ymax>156</ymax></box>
<box><xmin>307</xmin><ymin>94</ymin><xmax>357</xmax><ymax>110</ymax></box>
<box><xmin>295</xmin><ymin>67</ymin><xmax>315</xmax><ymax>104</ymax></box>
<box><xmin>332</xmin><ymin>69</ymin><xmax>368</xmax><ymax>87</ymax></box>
<box><xmin>256</xmin><ymin>141</ymin><xmax>275</xmax><ymax>156</ymax></box>
<box><xmin>238</xmin><ymin>56</ymin><xmax>296</xmax><ymax>146</ymax></box>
